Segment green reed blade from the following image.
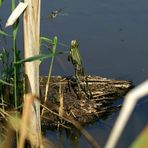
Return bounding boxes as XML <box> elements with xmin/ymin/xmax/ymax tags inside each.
<box><xmin>0</xmin><ymin>0</ymin><xmax>4</xmax><ymax>7</ymax></box>
<box><xmin>44</xmin><ymin>36</ymin><xmax>57</xmax><ymax>103</ymax></box>
<box><xmin>14</xmin><ymin>53</ymin><xmax>54</xmax><ymax>65</ymax></box>
<box><xmin>40</xmin><ymin>36</ymin><xmax>68</xmax><ymax>48</ymax></box>
<box><xmin>0</xmin><ymin>29</ymin><xmax>8</xmax><ymax>36</ymax></box>
<box><xmin>40</xmin><ymin>36</ymin><xmax>52</xmax><ymax>44</ymax></box>
<box><xmin>0</xmin><ymin>79</ymin><xmax>13</xmax><ymax>86</ymax></box>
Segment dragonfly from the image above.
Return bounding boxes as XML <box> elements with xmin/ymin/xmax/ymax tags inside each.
<box><xmin>44</xmin><ymin>8</ymin><xmax>68</xmax><ymax>20</ymax></box>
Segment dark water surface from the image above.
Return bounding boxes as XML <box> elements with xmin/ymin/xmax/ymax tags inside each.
<box><xmin>0</xmin><ymin>0</ymin><xmax>148</xmax><ymax>147</ymax></box>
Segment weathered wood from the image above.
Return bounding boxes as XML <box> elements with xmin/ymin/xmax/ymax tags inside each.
<box><xmin>40</xmin><ymin>75</ymin><xmax>132</xmax><ymax>126</ymax></box>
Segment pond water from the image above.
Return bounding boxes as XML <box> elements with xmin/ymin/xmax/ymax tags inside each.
<box><xmin>0</xmin><ymin>0</ymin><xmax>148</xmax><ymax>147</ymax></box>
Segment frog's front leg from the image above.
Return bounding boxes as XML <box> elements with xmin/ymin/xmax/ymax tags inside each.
<box><xmin>75</xmin><ymin>66</ymin><xmax>92</xmax><ymax>99</ymax></box>
<box><xmin>75</xmin><ymin>65</ymin><xmax>82</xmax><ymax>92</ymax></box>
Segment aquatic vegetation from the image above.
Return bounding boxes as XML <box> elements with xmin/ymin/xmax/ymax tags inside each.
<box><xmin>0</xmin><ymin>48</ymin><xmax>13</xmax><ymax>81</ymax></box>
<box><xmin>0</xmin><ymin>48</ymin><xmax>13</xmax><ymax>110</ymax></box>
<box><xmin>43</xmin><ymin>36</ymin><xmax>57</xmax><ymax>109</ymax></box>
<box><xmin>0</xmin><ymin>30</ymin><xmax>8</xmax><ymax>37</ymax></box>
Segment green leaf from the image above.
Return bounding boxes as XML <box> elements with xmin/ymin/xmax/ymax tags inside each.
<box><xmin>52</xmin><ymin>36</ymin><xmax>58</xmax><ymax>53</ymax></box>
<box><xmin>14</xmin><ymin>53</ymin><xmax>54</xmax><ymax>65</ymax></box>
<box><xmin>58</xmin><ymin>42</ymin><xmax>68</xmax><ymax>47</ymax></box>
<box><xmin>13</xmin><ymin>18</ymin><xmax>19</xmax><ymax>40</ymax></box>
<box><xmin>0</xmin><ymin>79</ymin><xmax>13</xmax><ymax>86</ymax></box>
<box><xmin>40</xmin><ymin>36</ymin><xmax>52</xmax><ymax>44</ymax></box>
<box><xmin>0</xmin><ymin>0</ymin><xmax>4</xmax><ymax>7</ymax></box>
<box><xmin>40</xmin><ymin>36</ymin><xmax>68</xmax><ymax>47</ymax></box>
<box><xmin>0</xmin><ymin>29</ymin><xmax>8</xmax><ymax>36</ymax></box>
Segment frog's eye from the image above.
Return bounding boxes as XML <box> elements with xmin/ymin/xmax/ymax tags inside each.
<box><xmin>71</xmin><ymin>40</ymin><xmax>79</xmax><ymax>47</ymax></box>
<box><xmin>71</xmin><ymin>40</ymin><xmax>76</xmax><ymax>45</ymax></box>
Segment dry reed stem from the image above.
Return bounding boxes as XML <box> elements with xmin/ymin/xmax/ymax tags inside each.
<box><xmin>59</xmin><ymin>82</ymin><xmax>64</xmax><ymax>117</ymax></box>
<box><xmin>44</xmin><ymin>83</ymin><xmax>49</xmax><ymax>104</ymax></box>
<box><xmin>18</xmin><ymin>94</ymin><xmax>35</xmax><ymax>148</ymax></box>
<box><xmin>0</xmin><ymin>124</ymin><xmax>15</xmax><ymax>148</ymax></box>
<box><xmin>5</xmin><ymin>2</ymin><xmax>28</xmax><ymax>27</ymax></box>
<box><xmin>0</xmin><ymin>110</ymin><xmax>20</xmax><ymax>148</ymax></box>
<box><xmin>23</xmin><ymin>0</ymin><xmax>41</xmax><ymax>147</ymax></box>
<box><xmin>105</xmin><ymin>80</ymin><xmax>148</xmax><ymax>148</ymax></box>
<box><xmin>18</xmin><ymin>94</ymin><xmax>43</xmax><ymax>148</ymax></box>
<box><xmin>41</xmin><ymin>82</ymin><xmax>50</xmax><ymax>116</ymax></box>
<box><xmin>24</xmin><ymin>0</ymin><xmax>40</xmax><ymax>94</ymax></box>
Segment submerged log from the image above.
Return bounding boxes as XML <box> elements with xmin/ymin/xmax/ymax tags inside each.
<box><xmin>40</xmin><ymin>75</ymin><xmax>132</xmax><ymax>126</ymax></box>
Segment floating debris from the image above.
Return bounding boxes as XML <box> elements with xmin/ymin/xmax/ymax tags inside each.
<box><xmin>40</xmin><ymin>75</ymin><xmax>132</xmax><ymax>126</ymax></box>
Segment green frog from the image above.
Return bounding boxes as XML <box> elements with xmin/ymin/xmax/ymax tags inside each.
<box><xmin>68</xmin><ymin>40</ymin><xmax>87</xmax><ymax>98</ymax></box>
<box><xmin>68</xmin><ymin>40</ymin><xmax>92</xmax><ymax>99</ymax></box>
<box><xmin>68</xmin><ymin>40</ymin><xmax>84</xmax><ymax>77</ymax></box>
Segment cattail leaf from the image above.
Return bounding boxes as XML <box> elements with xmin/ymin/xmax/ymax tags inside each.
<box><xmin>40</xmin><ymin>36</ymin><xmax>68</xmax><ymax>47</ymax></box>
<box><xmin>40</xmin><ymin>36</ymin><xmax>52</xmax><ymax>44</ymax></box>
<box><xmin>0</xmin><ymin>29</ymin><xmax>8</xmax><ymax>36</ymax></box>
<box><xmin>0</xmin><ymin>0</ymin><xmax>4</xmax><ymax>7</ymax></box>
<box><xmin>14</xmin><ymin>53</ymin><xmax>54</xmax><ymax>65</ymax></box>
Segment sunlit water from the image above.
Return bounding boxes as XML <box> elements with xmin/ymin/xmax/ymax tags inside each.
<box><xmin>0</xmin><ymin>0</ymin><xmax>148</xmax><ymax>147</ymax></box>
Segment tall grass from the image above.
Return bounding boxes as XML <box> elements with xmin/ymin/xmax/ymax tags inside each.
<box><xmin>12</xmin><ymin>0</ymin><xmax>19</xmax><ymax>110</ymax></box>
<box><xmin>0</xmin><ymin>48</ymin><xmax>13</xmax><ymax>111</ymax></box>
<box><xmin>11</xmin><ymin>0</ymin><xmax>20</xmax><ymax>145</ymax></box>
<box><xmin>44</xmin><ymin>37</ymin><xmax>57</xmax><ymax>103</ymax></box>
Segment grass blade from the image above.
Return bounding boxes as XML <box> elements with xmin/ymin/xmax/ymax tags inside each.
<box><xmin>40</xmin><ymin>36</ymin><xmax>68</xmax><ymax>47</ymax></box>
<box><xmin>0</xmin><ymin>0</ymin><xmax>4</xmax><ymax>7</ymax></box>
<box><xmin>40</xmin><ymin>36</ymin><xmax>52</xmax><ymax>44</ymax></box>
<box><xmin>14</xmin><ymin>53</ymin><xmax>54</xmax><ymax>65</ymax></box>
<box><xmin>105</xmin><ymin>80</ymin><xmax>148</xmax><ymax>148</ymax></box>
<box><xmin>0</xmin><ymin>29</ymin><xmax>8</xmax><ymax>36</ymax></box>
<box><xmin>41</xmin><ymin>36</ymin><xmax>57</xmax><ymax>115</ymax></box>
<box><xmin>0</xmin><ymin>79</ymin><xmax>13</xmax><ymax>86</ymax></box>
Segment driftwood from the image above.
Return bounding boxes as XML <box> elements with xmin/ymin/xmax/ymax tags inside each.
<box><xmin>40</xmin><ymin>75</ymin><xmax>132</xmax><ymax>126</ymax></box>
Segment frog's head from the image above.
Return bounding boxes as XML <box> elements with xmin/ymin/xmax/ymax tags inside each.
<box><xmin>71</xmin><ymin>40</ymin><xmax>79</xmax><ymax>48</ymax></box>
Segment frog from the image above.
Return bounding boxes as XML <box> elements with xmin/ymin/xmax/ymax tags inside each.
<box><xmin>68</xmin><ymin>40</ymin><xmax>89</xmax><ymax>98</ymax></box>
<box><xmin>68</xmin><ymin>40</ymin><xmax>84</xmax><ymax>78</ymax></box>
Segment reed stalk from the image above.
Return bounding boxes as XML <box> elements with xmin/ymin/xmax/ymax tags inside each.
<box><xmin>12</xmin><ymin>0</ymin><xmax>18</xmax><ymax>110</ymax></box>
<box><xmin>11</xmin><ymin>0</ymin><xmax>19</xmax><ymax>145</ymax></box>
<box><xmin>23</xmin><ymin>0</ymin><xmax>41</xmax><ymax>147</ymax></box>
<box><xmin>105</xmin><ymin>80</ymin><xmax>148</xmax><ymax>148</ymax></box>
<box><xmin>41</xmin><ymin>36</ymin><xmax>57</xmax><ymax>115</ymax></box>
